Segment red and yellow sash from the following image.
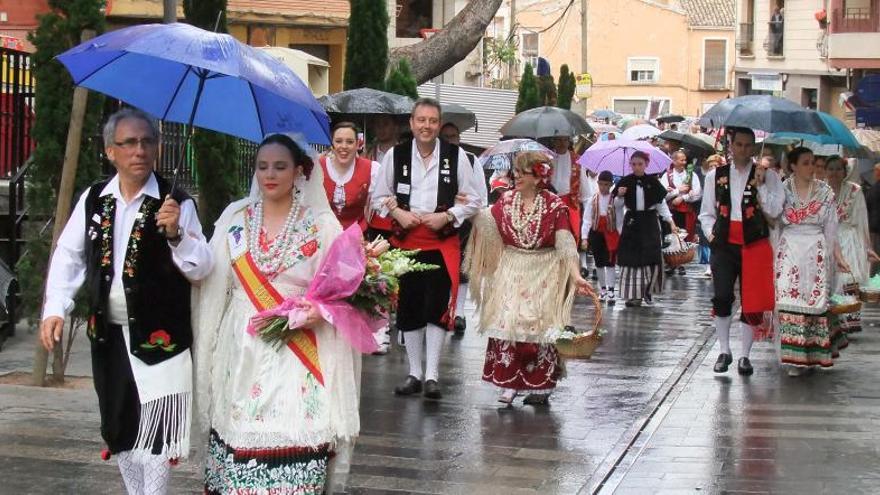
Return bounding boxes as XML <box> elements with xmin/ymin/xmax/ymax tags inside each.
<box><xmin>232</xmin><ymin>251</ymin><xmax>324</xmax><ymax>386</ymax></box>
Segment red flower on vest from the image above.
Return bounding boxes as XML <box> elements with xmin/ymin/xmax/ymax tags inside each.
<box><xmin>141</xmin><ymin>329</ymin><xmax>176</xmax><ymax>352</ymax></box>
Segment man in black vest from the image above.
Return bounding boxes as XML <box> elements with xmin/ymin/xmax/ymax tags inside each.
<box><xmin>372</xmin><ymin>98</ymin><xmax>481</xmax><ymax>400</ymax></box>
<box><xmin>40</xmin><ymin>108</ymin><xmax>213</xmax><ymax>493</ymax></box>
<box><xmin>699</xmin><ymin>127</ymin><xmax>784</xmax><ymax>376</ymax></box>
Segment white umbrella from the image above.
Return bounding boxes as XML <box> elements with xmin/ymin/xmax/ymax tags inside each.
<box><xmin>621</xmin><ymin>124</ymin><xmax>661</xmax><ymax>141</ymax></box>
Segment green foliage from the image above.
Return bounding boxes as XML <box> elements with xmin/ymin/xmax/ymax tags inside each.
<box><xmin>537</xmin><ymin>74</ymin><xmax>557</xmax><ymax>107</ymax></box>
<box><xmin>183</xmin><ymin>0</ymin><xmax>241</xmax><ymax>234</ymax></box>
<box><xmin>483</xmin><ymin>35</ymin><xmax>518</xmax><ymax>88</ymax></box>
<box><xmin>18</xmin><ymin>0</ymin><xmax>105</xmax><ymax>321</ymax></box>
<box><xmin>557</xmin><ymin>64</ymin><xmax>576</xmax><ymax>110</ymax></box>
<box><xmin>384</xmin><ymin>59</ymin><xmax>418</xmax><ymax>99</ymax></box>
<box><xmin>344</xmin><ymin>0</ymin><xmax>390</xmax><ymax>90</ymax></box>
<box><xmin>515</xmin><ymin>63</ymin><xmax>540</xmax><ymax>114</ymax></box>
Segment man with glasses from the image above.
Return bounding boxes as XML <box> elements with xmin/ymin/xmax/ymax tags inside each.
<box><xmin>39</xmin><ymin>107</ymin><xmax>213</xmax><ymax>494</ymax></box>
<box><xmin>372</xmin><ymin>98</ymin><xmax>481</xmax><ymax>400</ymax></box>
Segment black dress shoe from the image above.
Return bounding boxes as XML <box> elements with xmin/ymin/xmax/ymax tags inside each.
<box><xmin>394</xmin><ymin>375</ymin><xmax>422</xmax><ymax>396</ymax></box>
<box><xmin>713</xmin><ymin>353</ymin><xmax>732</xmax><ymax>373</ymax></box>
<box><xmin>522</xmin><ymin>393</ymin><xmax>550</xmax><ymax>405</ymax></box>
<box><xmin>423</xmin><ymin>379</ymin><xmax>442</xmax><ymax>399</ymax></box>
<box><xmin>453</xmin><ymin>316</ymin><xmax>466</xmax><ymax>337</ymax></box>
<box><xmin>677</xmin><ymin>266</ymin><xmax>686</xmax><ymax>275</ymax></box>
<box><xmin>738</xmin><ymin>357</ymin><xmax>754</xmax><ymax>376</ymax></box>
<box><xmin>591</xmin><ymin>269</ymin><xmax>598</xmax><ymax>281</ymax></box>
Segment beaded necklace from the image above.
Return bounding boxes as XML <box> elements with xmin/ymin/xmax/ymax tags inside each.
<box><xmin>509</xmin><ymin>191</ymin><xmax>545</xmax><ymax>249</ymax></box>
<box><xmin>248</xmin><ymin>197</ymin><xmax>301</xmax><ymax>274</ymax></box>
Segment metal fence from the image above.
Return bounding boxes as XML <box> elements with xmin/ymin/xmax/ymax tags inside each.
<box><xmin>1</xmin><ymin>47</ymin><xmax>35</xmax><ymax>178</ymax></box>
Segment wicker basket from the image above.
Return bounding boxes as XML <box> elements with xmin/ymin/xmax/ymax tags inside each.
<box><xmin>662</xmin><ymin>235</ymin><xmax>696</xmax><ymax>268</ymax></box>
<box><xmin>859</xmin><ymin>289</ymin><xmax>880</xmax><ymax>304</ymax></box>
<box><xmin>830</xmin><ymin>301</ymin><xmax>862</xmax><ymax>315</ymax></box>
<box><xmin>557</xmin><ymin>290</ymin><xmax>603</xmax><ymax>359</ymax></box>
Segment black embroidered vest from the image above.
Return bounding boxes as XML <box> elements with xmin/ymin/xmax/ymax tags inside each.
<box><xmin>392</xmin><ymin>140</ymin><xmax>460</xmax><ymax>238</ymax></box>
<box><xmin>83</xmin><ymin>173</ymin><xmax>194</xmax><ymax>365</ymax></box>
<box><xmin>711</xmin><ymin>164</ymin><xmax>769</xmax><ymax>245</ymax></box>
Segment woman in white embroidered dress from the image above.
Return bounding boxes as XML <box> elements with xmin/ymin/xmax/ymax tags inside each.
<box><xmin>195</xmin><ymin>134</ymin><xmax>361</xmax><ymax>494</ymax></box>
<box><xmin>825</xmin><ymin>155</ymin><xmax>880</xmax><ymax>340</ymax></box>
<box><xmin>776</xmin><ymin>147</ymin><xmax>850</xmax><ymax>376</ymax></box>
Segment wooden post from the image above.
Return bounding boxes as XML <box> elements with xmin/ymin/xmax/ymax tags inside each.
<box><xmin>32</xmin><ymin>29</ymin><xmax>96</xmax><ymax>386</ymax></box>
<box><xmin>163</xmin><ymin>0</ymin><xmax>177</xmax><ymax>23</ymax></box>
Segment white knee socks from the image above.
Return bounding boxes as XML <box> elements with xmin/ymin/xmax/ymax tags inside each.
<box><xmin>117</xmin><ymin>451</ymin><xmax>171</xmax><ymax>495</ymax></box>
<box><xmin>741</xmin><ymin>323</ymin><xmax>754</xmax><ymax>358</ymax></box>
<box><xmin>716</xmin><ymin>315</ymin><xmax>732</xmax><ymax>355</ymax></box>
<box><xmin>403</xmin><ymin>328</ymin><xmax>425</xmax><ymax>380</ymax></box>
<box><xmin>425</xmin><ymin>323</ymin><xmax>446</xmax><ymax>381</ymax></box>
<box><xmin>605</xmin><ymin>267</ymin><xmax>617</xmax><ymax>291</ymax></box>
<box><xmin>597</xmin><ymin>267</ymin><xmax>606</xmax><ymax>289</ymax></box>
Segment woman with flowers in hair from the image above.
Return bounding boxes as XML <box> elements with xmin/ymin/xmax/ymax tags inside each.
<box><xmin>466</xmin><ymin>151</ymin><xmax>593</xmax><ymax>406</ymax></box>
<box><xmin>613</xmin><ymin>150</ymin><xmax>679</xmax><ymax>307</ymax></box>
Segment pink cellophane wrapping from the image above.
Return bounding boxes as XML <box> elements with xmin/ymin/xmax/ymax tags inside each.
<box><xmin>247</xmin><ymin>224</ymin><xmax>381</xmax><ymax>353</ymax></box>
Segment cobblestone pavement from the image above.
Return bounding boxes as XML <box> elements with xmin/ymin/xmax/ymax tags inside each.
<box><xmin>1</xmin><ymin>265</ymin><xmax>877</xmax><ymax>494</ymax></box>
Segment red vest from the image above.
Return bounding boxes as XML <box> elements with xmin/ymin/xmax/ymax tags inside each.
<box><xmin>320</xmin><ymin>156</ymin><xmax>372</xmax><ymax>230</ymax></box>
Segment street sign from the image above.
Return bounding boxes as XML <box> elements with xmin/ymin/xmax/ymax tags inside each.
<box><xmin>576</xmin><ymin>73</ymin><xmax>592</xmax><ymax>99</ymax></box>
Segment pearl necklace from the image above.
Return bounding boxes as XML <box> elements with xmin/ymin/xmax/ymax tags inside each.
<box><xmin>509</xmin><ymin>192</ymin><xmax>545</xmax><ymax>249</ymax></box>
<box><xmin>790</xmin><ymin>178</ymin><xmax>814</xmax><ymax>209</ymax></box>
<box><xmin>248</xmin><ymin>198</ymin><xmax>302</xmax><ymax>274</ymax></box>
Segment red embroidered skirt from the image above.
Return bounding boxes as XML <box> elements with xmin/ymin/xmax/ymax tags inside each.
<box><xmin>482</xmin><ymin>338</ymin><xmax>562</xmax><ymax>391</ymax></box>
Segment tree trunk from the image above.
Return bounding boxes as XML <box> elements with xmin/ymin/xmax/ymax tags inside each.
<box><xmin>389</xmin><ymin>0</ymin><xmax>504</xmax><ymax>85</ymax></box>
<box><xmin>163</xmin><ymin>0</ymin><xmax>177</xmax><ymax>23</ymax></box>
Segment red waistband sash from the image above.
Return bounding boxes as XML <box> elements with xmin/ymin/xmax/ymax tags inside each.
<box><xmin>232</xmin><ymin>252</ymin><xmax>324</xmax><ymax>385</ymax></box>
<box><xmin>391</xmin><ymin>223</ymin><xmax>461</xmax><ymax>330</ymax></box>
<box><xmin>596</xmin><ymin>216</ymin><xmax>620</xmax><ymax>252</ymax></box>
<box><xmin>673</xmin><ymin>201</ymin><xmax>697</xmax><ymax>242</ymax></box>
<box><xmin>728</xmin><ymin>221</ymin><xmax>775</xmax><ymax>321</ymax></box>
<box><xmin>561</xmin><ymin>195</ymin><xmax>582</xmax><ymax>241</ymax></box>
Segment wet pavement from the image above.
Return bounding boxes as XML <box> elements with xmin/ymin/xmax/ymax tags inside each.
<box><xmin>0</xmin><ymin>265</ymin><xmax>877</xmax><ymax>494</ymax></box>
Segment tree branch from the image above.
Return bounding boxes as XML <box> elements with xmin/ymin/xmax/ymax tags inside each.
<box><xmin>389</xmin><ymin>0</ymin><xmax>504</xmax><ymax>84</ymax></box>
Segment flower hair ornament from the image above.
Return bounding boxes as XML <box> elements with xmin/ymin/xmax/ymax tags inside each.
<box><xmin>532</xmin><ymin>161</ymin><xmax>552</xmax><ymax>180</ymax></box>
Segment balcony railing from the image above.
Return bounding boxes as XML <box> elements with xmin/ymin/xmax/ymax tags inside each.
<box><xmin>737</xmin><ymin>22</ymin><xmax>754</xmax><ymax>55</ymax></box>
<box><xmin>831</xmin><ymin>7</ymin><xmax>880</xmax><ymax>33</ymax></box>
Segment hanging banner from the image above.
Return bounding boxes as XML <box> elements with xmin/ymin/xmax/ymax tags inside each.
<box><xmin>576</xmin><ymin>73</ymin><xmax>593</xmax><ymax>99</ymax></box>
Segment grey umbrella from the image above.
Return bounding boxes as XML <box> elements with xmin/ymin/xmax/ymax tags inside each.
<box><xmin>441</xmin><ymin>102</ymin><xmax>477</xmax><ymax>132</ymax></box>
<box><xmin>656</xmin><ymin>114</ymin><xmax>685</xmax><ymax>124</ymax></box>
<box><xmin>658</xmin><ymin>130</ymin><xmax>716</xmax><ymax>155</ymax></box>
<box><xmin>318</xmin><ymin>88</ymin><xmax>414</xmax><ymax>116</ymax></box>
<box><xmin>699</xmin><ymin>95</ymin><xmax>825</xmax><ymax>135</ymax></box>
<box><xmin>500</xmin><ymin>106</ymin><xmax>593</xmax><ymax>139</ymax></box>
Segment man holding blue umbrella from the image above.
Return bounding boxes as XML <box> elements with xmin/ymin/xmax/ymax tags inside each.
<box><xmin>40</xmin><ymin>108</ymin><xmax>213</xmax><ymax>494</ymax></box>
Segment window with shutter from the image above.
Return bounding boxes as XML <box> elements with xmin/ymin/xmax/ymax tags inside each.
<box><xmin>703</xmin><ymin>40</ymin><xmax>727</xmax><ymax>89</ymax></box>
<box><xmin>627</xmin><ymin>58</ymin><xmax>659</xmax><ymax>84</ymax></box>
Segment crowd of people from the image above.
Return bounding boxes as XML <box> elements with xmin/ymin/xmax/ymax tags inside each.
<box><xmin>36</xmin><ymin>101</ymin><xmax>878</xmax><ymax>494</ymax></box>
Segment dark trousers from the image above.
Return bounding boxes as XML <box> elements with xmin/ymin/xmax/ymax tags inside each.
<box><xmin>396</xmin><ymin>250</ymin><xmax>451</xmax><ymax>332</ymax></box>
<box><xmin>710</xmin><ymin>241</ymin><xmax>745</xmax><ymax>321</ymax></box>
<box><xmin>92</xmin><ymin>325</ymin><xmax>141</xmax><ymax>453</ymax></box>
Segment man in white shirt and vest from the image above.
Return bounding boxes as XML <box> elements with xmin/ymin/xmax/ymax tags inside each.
<box><xmin>39</xmin><ymin>108</ymin><xmax>213</xmax><ymax>494</ymax></box>
<box><xmin>372</xmin><ymin>98</ymin><xmax>481</xmax><ymax>400</ymax></box>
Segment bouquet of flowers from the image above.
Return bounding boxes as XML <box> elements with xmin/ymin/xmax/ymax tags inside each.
<box><xmin>247</xmin><ymin>225</ymin><xmax>438</xmax><ymax>353</ymax></box>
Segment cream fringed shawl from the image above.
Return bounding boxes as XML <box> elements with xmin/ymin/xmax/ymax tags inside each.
<box><xmin>465</xmin><ymin>208</ymin><xmax>580</xmax><ymax>344</ymax></box>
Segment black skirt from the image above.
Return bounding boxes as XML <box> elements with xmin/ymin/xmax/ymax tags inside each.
<box><xmin>588</xmin><ymin>228</ymin><xmax>616</xmax><ymax>267</ymax></box>
<box><xmin>617</xmin><ymin>209</ymin><xmax>662</xmax><ymax>267</ymax></box>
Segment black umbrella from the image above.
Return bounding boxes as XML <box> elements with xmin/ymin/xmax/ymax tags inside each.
<box><xmin>658</xmin><ymin>130</ymin><xmax>716</xmax><ymax>155</ymax></box>
<box><xmin>656</xmin><ymin>114</ymin><xmax>685</xmax><ymax>124</ymax></box>
<box><xmin>441</xmin><ymin>102</ymin><xmax>477</xmax><ymax>132</ymax></box>
<box><xmin>698</xmin><ymin>95</ymin><xmax>824</xmax><ymax>134</ymax></box>
<box><xmin>500</xmin><ymin>106</ymin><xmax>593</xmax><ymax>139</ymax></box>
<box><xmin>318</xmin><ymin>88</ymin><xmax>414</xmax><ymax>116</ymax></box>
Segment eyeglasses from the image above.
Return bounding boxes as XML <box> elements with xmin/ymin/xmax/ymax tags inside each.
<box><xmin>113</xmin><ymin>137</ymin><xmax>158</xmax><ymax>150</ymax></box>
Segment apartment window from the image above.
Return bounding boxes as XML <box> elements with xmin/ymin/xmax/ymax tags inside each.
<box><xmin>613</xmin><ymin>98</ymin><xmax>670</xmax><ymax>117</ymax></box>
<box><xmin>703</xmin><ymin>39</ymin><xmax>727</xmax><ymax>89</ymax></box>
<box><xmin>521</xmin><ymin>31</ymin><xmax>539</xmax><ymax>68</ymax></box>
<box><xmin>396</xmin><ymin>0</ymin><xmax>433</xmax><ymax>38</ymax></box>
<box><xmin>627</xmin><ymin>58</ymin><xmax>659</xmax><ymax>84</ymax></box>
<box><xmin>801</xmin><ymin>88</ymin><xmax>818</xmax><ymax>110</ymax></box>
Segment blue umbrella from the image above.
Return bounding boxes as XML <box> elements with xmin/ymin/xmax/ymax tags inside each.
<box><xmin>56</xmin><ymin>23</ymin><xmax>330</xmax><ymax>145</ymax></box>
<box><xmin>770</xmin><ymin>111</ymin><xmax>860</xmax><ymax>149</ymax></box>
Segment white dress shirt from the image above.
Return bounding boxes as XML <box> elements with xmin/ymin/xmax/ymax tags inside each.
<box><xmin>372</xmin><ymin>140</ymin><xmax>481</xmax><ymax>226</ymax></box>
<box><xmin>551</xmin><ymin>152</ymin><xmax>591</xmax><ymax>204</ymax></box>
<box><xmin>42</xmin><ymin>173</ymin><xmax>213</xmax><ymax>320</ymax></box>
<box><xmin>664</xmin><ymin>168</ymin><xmax>703</xmax><ymax>203</ymax></box>
<box><xmin>698</xmin><ymin>163</ymin><xmax>784</xmax><ymax>239</ymax></box>
<box><xmin>582</xmin><ymin>192</ymin><xmax>625</xmax><ymax>238</ymax></box>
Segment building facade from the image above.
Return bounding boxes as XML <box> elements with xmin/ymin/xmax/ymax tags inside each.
<box><xmin>734</xmin><ymin>0</ymin><xmax>848</xmax><ymax>119</ymax></box>
<box><xmin>826</xmin><ymin>0</ymin><xmax>880</xmax><ymax>127</ymax></box>
<box><xmin>0</xmin><ymin>0</ymin><xmax>52</xmax><ymax>52</ymax></box>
